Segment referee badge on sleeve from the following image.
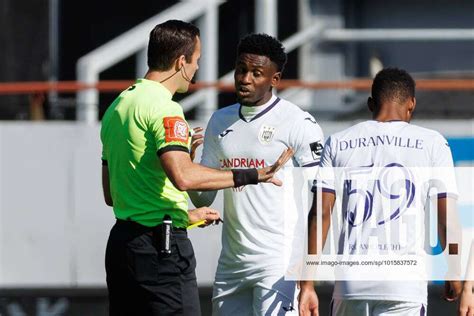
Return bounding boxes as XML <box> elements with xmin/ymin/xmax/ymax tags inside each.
<box><xmin>258</xmin><ymin>125</ymin><xmax>276</xmax><ymax>145</ymax></box>
<box><xmin>163</xmin><ymin>116</ymin><xmax>189</xmax><ymax>143</ymax></box>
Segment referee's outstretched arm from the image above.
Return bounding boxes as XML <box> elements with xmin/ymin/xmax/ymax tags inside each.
<box><xmin>159</xmin><ymin>147</ymin><xmax>293</xmax><ymax>191</ymax></box>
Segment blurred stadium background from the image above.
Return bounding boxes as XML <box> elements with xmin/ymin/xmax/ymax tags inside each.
<box><xmin>0</xmin><ymin>0</ymin><xmax>472</xmax><ymax>315</ymax></box>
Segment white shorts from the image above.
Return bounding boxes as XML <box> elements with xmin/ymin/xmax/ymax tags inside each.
<box><xmin>330</xmin><ymin>299</ymin><xmax>427</xmax><ymax>316</ymax></box>
<box><xmin>212</xmin><ymin>275</ymin><xmax>298</xmax><ymax>316</ymax></box>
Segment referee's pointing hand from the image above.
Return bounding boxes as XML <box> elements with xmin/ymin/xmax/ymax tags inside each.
<box><xmin>258</xmin><ymin>147</ymin><xmax>294</xmax><ymax>186</ymax></box>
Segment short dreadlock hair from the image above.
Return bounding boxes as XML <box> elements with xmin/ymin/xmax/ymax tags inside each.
<box><xmin>237</xmin><ymin>33</ymin><xmax>287</xmax><ymax>73</ymax></box>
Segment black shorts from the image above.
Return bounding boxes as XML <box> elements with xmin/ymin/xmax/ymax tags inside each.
<box><xmin>105</xmin><ymin>219</ymin><xmax>201</xmax><ymax>316</ymax></box>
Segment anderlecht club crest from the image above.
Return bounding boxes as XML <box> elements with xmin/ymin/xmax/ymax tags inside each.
<box><xmin>258</xmin><ymin>125</ymin><xmax>276</xmax><ymax>145</ymax></box>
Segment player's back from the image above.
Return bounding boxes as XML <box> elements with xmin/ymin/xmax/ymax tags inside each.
<box><xmin>322</xmin><ymin>120</ymin><xmax>456</xmax><ymax>305</ymax></box>
<box><xmin>326</xmin><ymin>120</ymin><xmax>447</xmax><ymax>168</ymax></box>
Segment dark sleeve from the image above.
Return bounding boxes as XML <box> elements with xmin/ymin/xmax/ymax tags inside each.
<box><xmin>157</xmin><ymin>144</ymin><xmax>190</xmax><ymax>157</ymax></box>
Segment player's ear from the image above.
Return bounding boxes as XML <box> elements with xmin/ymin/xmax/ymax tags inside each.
<box><xmin>367</xmin><ymin>97</ymin><xmax>375</xmax><ymax>113</ymax></box>
<box><xmin>408</xmin><ymin>97</ymin><xmax>416</xmax><ymax>113</ymax></box>
<box><xmin>271</xmin><ymin>72</ymin><xmax>281</xmax><ymax>87</ymax></box>
<box><xmin>407</xmin><ymin>97</ymin><xmax>416</xmax><ymax>120</ymax></box>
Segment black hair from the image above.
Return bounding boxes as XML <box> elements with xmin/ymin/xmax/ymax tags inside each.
<box><xmin>371</xmin><ymin>68</ymin><xmax>416</xmax><ymax>107</ymax></box>
<box><xmin>147</xmin><ymin>20</ymin><xmax>200</xmax><ymax>71</ymax></box>
<box><xmin>237</xmin><ymin>33</ymin><xmax>287</xmax><ymax>73</ymax></box>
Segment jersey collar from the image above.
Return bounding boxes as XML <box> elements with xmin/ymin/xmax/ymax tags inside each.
<box><xmin>238</xmin><ymin>96</ymin><xmax>281</xmax><ymax>123</ymax></box>
<box><xmin>136</xmin><ymin>78</ymin><xmax>173</xmax><ymax>100</ymax></box>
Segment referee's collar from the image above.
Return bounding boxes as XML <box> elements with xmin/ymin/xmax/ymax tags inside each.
<box><xmin>136</xmin><ymin>79</ymin><xmax>173</xmax><ymax>99</ymax></box>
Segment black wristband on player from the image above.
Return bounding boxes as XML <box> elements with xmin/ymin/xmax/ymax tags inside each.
<box><xmin>231</xmin><ymin>169</ymin><xmax>259</xmax><ymax>187</ymax></box>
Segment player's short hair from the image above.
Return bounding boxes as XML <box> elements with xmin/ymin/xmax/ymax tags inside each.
<box><xmin>147</xmin><ymin>20</ymin><xmax>200</xmax><ymax>71</ymax></box>
<box><xmin>371</xmin><ymin>68</ymin><xmax>416</xmax><ymax>107</ymax></box>
<box><xmin>237</xmin><ymin>33</ymin><xmax>288</xmax><ymax>73</ymax></box>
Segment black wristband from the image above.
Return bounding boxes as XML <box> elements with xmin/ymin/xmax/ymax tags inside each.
<box><xmin>231</xmin><ymin>169</ymin><xmax>258</xmax><ymax>187</ymax></box>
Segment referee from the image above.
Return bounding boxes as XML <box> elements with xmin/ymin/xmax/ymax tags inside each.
<box><xmin>100</xmin><ymin>20</ymin><xmax>293</xmax><ymax>316</ymax></box>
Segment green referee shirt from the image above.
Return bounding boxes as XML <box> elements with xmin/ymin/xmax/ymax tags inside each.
<box><xmin>101</xmin><ymin>79</ymin><xmax>190</xmax><ymax>228</ymax></box>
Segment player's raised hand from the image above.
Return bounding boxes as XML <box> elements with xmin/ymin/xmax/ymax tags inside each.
<box><xmin>298</xmin><ymin>282</ymin><xmax>319</xmax><ymax>316</ymax></box>
<box><xmin>190</xmin><ymin>127</ymin><xmax>204</xmax><ymax>162</ymax></box>
<box><xmin>188</xmin><ymin>207</ymin><xmax>222</xmax><ymax>227</ymax></box>
<box><xmin>257</xmin><ymin>147</ymin><xmax>294</xmax><ymax>186</ymax></box>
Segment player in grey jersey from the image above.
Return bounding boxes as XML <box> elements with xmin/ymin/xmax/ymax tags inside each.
<box><xmin>298</xmin><ymin>68</ymin><xmax>463</xmax><ymax>316</ymax></box>
<box><xmin>190</xmin><ymin>34</ymin><xmax>324</xmax><ymax>315</ymax></box>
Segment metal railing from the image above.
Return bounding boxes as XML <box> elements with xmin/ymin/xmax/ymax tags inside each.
<box><xmin>76</xmin><ymin>0</ymin><xmax>221</xmax><ymax>123</ymax></box>
<box><xmin>75</xmin><ymin>0</ymin><xmax>474</xmax><ymax>122</ymax></box>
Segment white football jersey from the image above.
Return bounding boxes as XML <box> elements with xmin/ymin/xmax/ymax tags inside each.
<box><xmin>201</xmin><ymin>95</ymin><xmax>324</xmax><ymax>278</ymax></box>
<box><xmin>317</xmin><ymin>120</ymin><xmax>458</xmax><ymax>304</ymax></box>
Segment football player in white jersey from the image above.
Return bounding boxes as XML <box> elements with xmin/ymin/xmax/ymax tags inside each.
<box><xmin>298</xmin><ymin>68</ymin><xmax>463</xmax><ymax>316</ymax></box>
<box><xmin>189</xmin><ymin>34</ymin><xmax>324</xmax><ymax>315</ymax></box>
